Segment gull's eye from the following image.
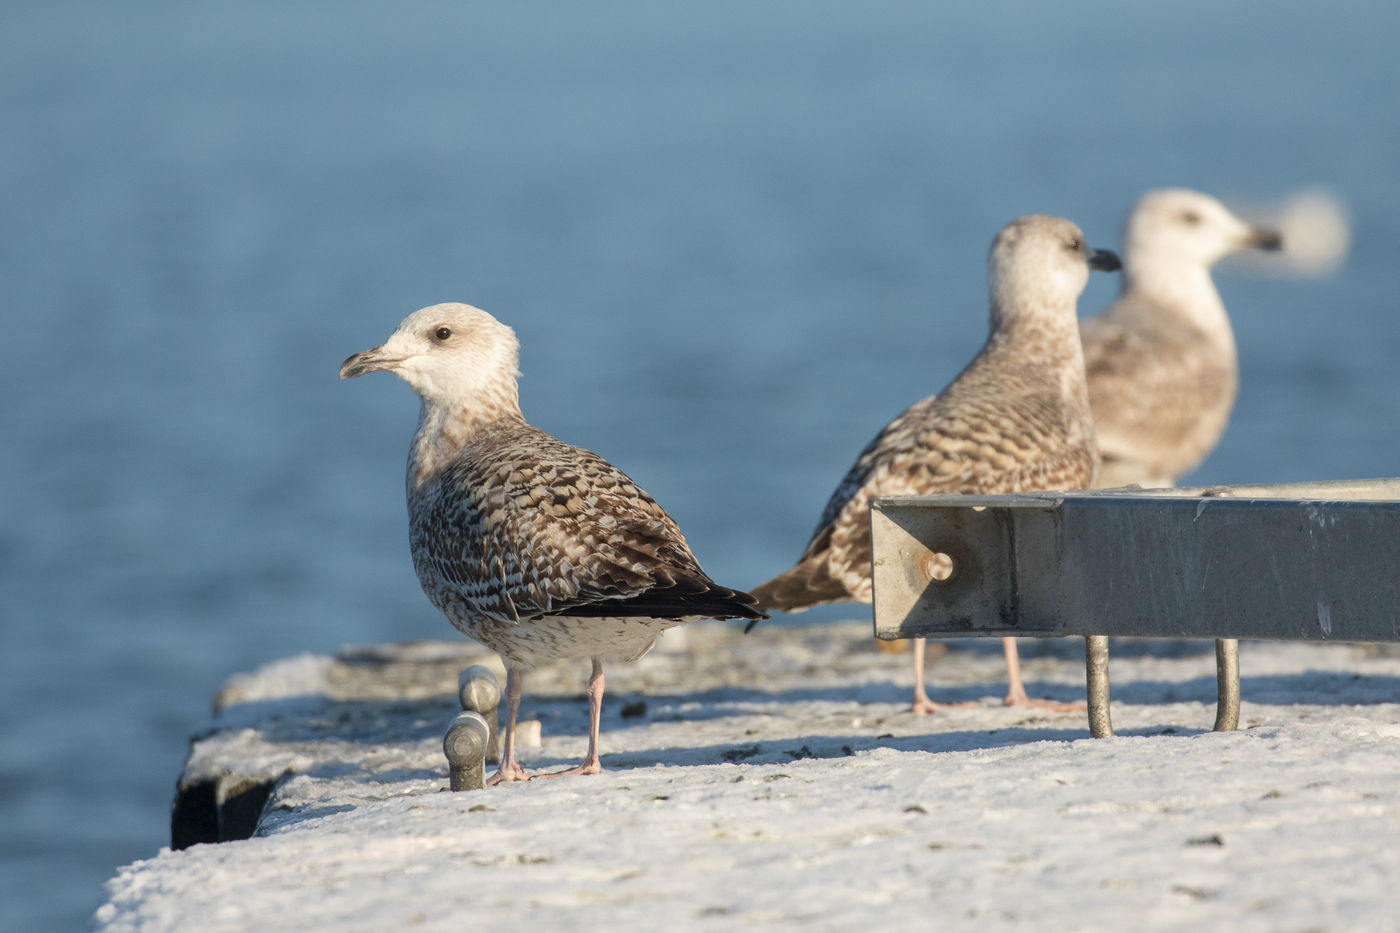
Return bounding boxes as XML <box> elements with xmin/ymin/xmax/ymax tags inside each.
<box><xmin>1181</xmin><ymin>211</ymin><xmax>1202</xmax><ymax>225</ymax></box>
<box><xmin>434</xmin><ymin>327</ymin><xmax>452</xmax><ymax>341</ymax></box>
<box><xmin>1065</xmin><ymin>237</ymin><xmax>1082</xmax><ymax>252</ymax></box>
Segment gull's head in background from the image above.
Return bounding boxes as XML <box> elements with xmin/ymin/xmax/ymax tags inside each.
<box><xmin>339</xmin><ymin>303</ymin><xmax>523</xmax><ymax>413</ymax></box>
<box><xmin>1124</xmin><ymin>189</ymin><xmax>1283</xmax><ymax>277</ymax></box>
<box><xmin>987</xmin><ymin>215</ymin><xmax>1121</xmax><ymax>328</ymax></box>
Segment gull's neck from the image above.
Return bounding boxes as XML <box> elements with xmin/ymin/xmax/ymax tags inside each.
<box><xmin>987</xmin><ymin>296</ymin><xmax>1087</xmax><ymax>373</ymax></box>
<box><xmin>977</xmin><ymin>297</ymin><xmax>1094</xmax><ymax>432</ymax></box>
<box><xmin>1121</xmin><ymin>255</ymin><xmax>1232</xmax><ymax>339</ymax></box>
<box><xmin>407</xmin><ymin>392</ymin><xmax>524</xmax><ymax>496</ymax></box>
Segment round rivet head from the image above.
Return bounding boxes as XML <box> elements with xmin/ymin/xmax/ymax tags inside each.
<box><xmin>919</xmin><ymin>549</ymin><xmax>955</xmax><ymax>583</ymax></box>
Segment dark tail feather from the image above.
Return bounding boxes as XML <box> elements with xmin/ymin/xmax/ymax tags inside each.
<box><xmin>744</xmin><ymin>561</ymin><xmax>851</xmax><ymax>632</ymax></box>
<box><xmin>567</xmin><ymin>582</ymin><xmax>766</xmax><ymax>623</ymax></box>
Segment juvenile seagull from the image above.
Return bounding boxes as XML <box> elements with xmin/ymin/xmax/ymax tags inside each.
<box><xmin>341</xmin><ymin>303</ymin><xmax>764</xmax><ymax>783</ymax></box>
<box><xmin>1081</xmin><ymin>189</ymin><xmax>1281</xmax><ymax>716</ymax></box>
<box><xmin>1082</xmin><ymin>189</ymin><xmax>1283</xmax><ymax>488</ymax></box>
<box><xmin>750</xmin><ymin>216</ymin><xmax>1119</xmax><ymax>713</ymax></box>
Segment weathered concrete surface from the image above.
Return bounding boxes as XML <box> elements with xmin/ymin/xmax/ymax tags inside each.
<box><xmin>172</xmin><ymin>641</ymin><xmax>501</xmax><ymax>847</ymax></box>
<box><xmin>125</xmin><ymin>623</ymin><xmax>1400</xmax><ymax>933</ymax></box>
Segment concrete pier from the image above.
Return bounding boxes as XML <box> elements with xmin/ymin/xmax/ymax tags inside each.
<box><xmin>101</xmin><ymin>623</ymin><xmax>1400</xmax><ymax>932</ymax></box>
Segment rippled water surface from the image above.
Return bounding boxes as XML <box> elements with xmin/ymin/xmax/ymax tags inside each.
<box><xmin>3</xmin><ymin>2</ymin><xmax>1398</xmax><ymax>927</ymax></box>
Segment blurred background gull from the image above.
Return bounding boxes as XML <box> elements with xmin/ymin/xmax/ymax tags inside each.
<box><xmin>1</xmin><ymin>1</ymin><xmax>1396</xmax><ymax>928</ymax></box>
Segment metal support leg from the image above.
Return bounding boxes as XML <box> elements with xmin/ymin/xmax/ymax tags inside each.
<box><xmin>1085</xmin><ymin>635</ymin><xmax>1113</xmax><ymax>738</ymax></box>
<box><xmin>1213</xmin><ymin>638</ymin><xmax>1240</xmax><ymax>732</ymax></box>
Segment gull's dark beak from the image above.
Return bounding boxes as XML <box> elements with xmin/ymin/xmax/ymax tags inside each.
<box><xmin>339</xmin><ymin>346</ymin><xmax>403</xmax><ymax>380</ymax></box>
<box><xmin>1246</xmin><ymin>227</ymin><xmax>1284</xmax><ymax>251</ymax></box>
<box><xmin>1087</xmin><ymin>247</ymin><xmax>1122</xmax><ymax>272</ymax></box>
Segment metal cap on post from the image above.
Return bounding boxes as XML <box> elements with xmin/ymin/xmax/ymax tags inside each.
<box><xmin>457</xmin><ymin>665</ymin><xmax>501</xmax><ymax>764</ymax></box>
<box><xmin>444</xmin><ymin>711</ymin><xmax>492</xmax><ymax>791</ymax></box>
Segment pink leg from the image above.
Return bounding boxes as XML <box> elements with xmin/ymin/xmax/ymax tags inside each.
<box><xmin>536</xmin><ymin>657</ymin><xmax>606</xmax><ymax>779</ymax></box>
<box><xmin>910</xmin><ymin>638</ymin><xmax>978</xmax><ymax>715</ymax></box>
<box><xmin>487</xmin><ymin>666</ymin><xmax>529</xmax><ymax>785</ymax></box>
<box><xmin>1001</xmin><ymin>637</ymin><xmax>1084</xmax><ymax>711</ymax></box>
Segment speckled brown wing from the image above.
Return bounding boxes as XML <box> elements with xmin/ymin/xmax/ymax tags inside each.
<box><xmin>832</xmin><ymin>396</ymin><xmax>1093</xmax><ymax>601</ymax></box>
<box><xmin>752</xmin><ymin>365</ymin><xmax>1098</xmax><ymax>611</ymax></box>
<box><xmin>412</xmin><ymin>421</ymin><xmax>761</xmax><ymax>624</ymax></box>
<box><xmin>748</xmin><ymin>398</ymin><xmax>944</xmax><ymax>612</ymax></box>
<box><xmin>805</xmin><ymin>396</ymin><xmax>943</xmax><ymax>552</ymax></box>
<box><xmin>1081</xmin><ymin>306</ymin><xmax>1237</xmax><ymax>484</ymax></box>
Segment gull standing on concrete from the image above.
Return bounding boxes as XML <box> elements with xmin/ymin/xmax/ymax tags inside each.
<box><xmin>750</xmin><ymin>216</ymin><xmax>1120</xmax><ymax>713</ymax></box>
<box><xmin>341</xmin><ymin>303</ymin><xmax>764</xmax><ymax>783</ymax></box>
<box><xmin>1080</xmin><ymin>188</ymin><xmax>1282</xmax><ymax>730</ymax></box>
<box><xmin>1082</xmin><ymin>188</ymin><xmax>1283</xmax><ymax>488</ymax></box>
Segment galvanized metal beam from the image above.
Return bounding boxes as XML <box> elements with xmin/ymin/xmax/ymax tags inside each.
<box><xmin>870</xmin><ymin>478</ymin><xmax>1400</xmax><ymax>735</ymax></box>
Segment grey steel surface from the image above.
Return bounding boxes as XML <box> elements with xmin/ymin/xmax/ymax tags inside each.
<box><xmin>871</xmin><ymin>478</ymin><xmax>1400</xmax><ymax>738</ymax></box>
<box><xmin>871</xmin><ymin>480</ymin><xmax>1400</xmax><ymax>643</ymax></box>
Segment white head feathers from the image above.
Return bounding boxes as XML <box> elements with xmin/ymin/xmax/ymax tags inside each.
<box><xmin>987</xmin><ymin>215</ymin><xmax>1120</xmax><ymax>330</ymax></box>
<box><xmin>1124</xmin><ymin>189</ymin><xmax>1282</xmax><ymax>280</ymax></box>
<box><xmin>340</xmin><ymin>302</ymin><xmax>523</xmax><ymax>414</ymax></box>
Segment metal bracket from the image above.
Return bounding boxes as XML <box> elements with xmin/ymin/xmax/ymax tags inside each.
<box><xmin>871</xmin><ymin>478</ymin><xmax>1400</xmax><ymax>735</ymax></box>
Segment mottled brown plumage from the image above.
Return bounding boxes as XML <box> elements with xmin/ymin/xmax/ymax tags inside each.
<box><xmin>341</xmin><ymin>302</ymin><xmax>761</xmax><ymax>782</ymax></box>
<box><xmin>751</xmin><ymin>215</ymin><xmax>1117</xmax><ymax>713</ymax></box>
<box><xmin>752</xmin><ymin>361</ymin><xmax>1100</xmax><ymax>609</ymax></box>
<box><xmin>411</xmin><ymin>416</ymin><xmax>761</xmax><ymax>666</ymax></box>
<box><xmin>1081</xmin><ymin>189</ymin><xmax>1282</xmax><ymax>488</ymax></box>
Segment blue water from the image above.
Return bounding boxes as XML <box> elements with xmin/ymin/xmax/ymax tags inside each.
<box><xmin>3</xmin><ymin>1</ymin><xmax>1398</xmax><ymax>927</ymax></box>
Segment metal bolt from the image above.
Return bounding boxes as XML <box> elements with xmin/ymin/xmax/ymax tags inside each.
<box><xmin>443</xmin><ymin>711</ymin><xmax>492</xmax><ymax>791</ymax></box>
<box><xmin>918</xmin><ymin>549</ymin><xmax>955</xmax><ymax>583</ymax></box>
<box><xmin>458</xmin><ymin>665</ymin><xmax>501</xmax><ymax>763</ymax></box>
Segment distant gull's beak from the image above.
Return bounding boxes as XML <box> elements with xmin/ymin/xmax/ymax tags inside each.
<box><xmin>1087</xmin><ymin>248</ymin><xmax>1122</xmax><ymax>272</ymax></box>
<box><xmin>339</xmin><ymin>346</ymin><xmax>405</xmax><ymax>380</ymax></box>
<box><xmin>1245</xmin><ymin>227</ymin><xmax>1284</xmax><ymax>251</ymax></box>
